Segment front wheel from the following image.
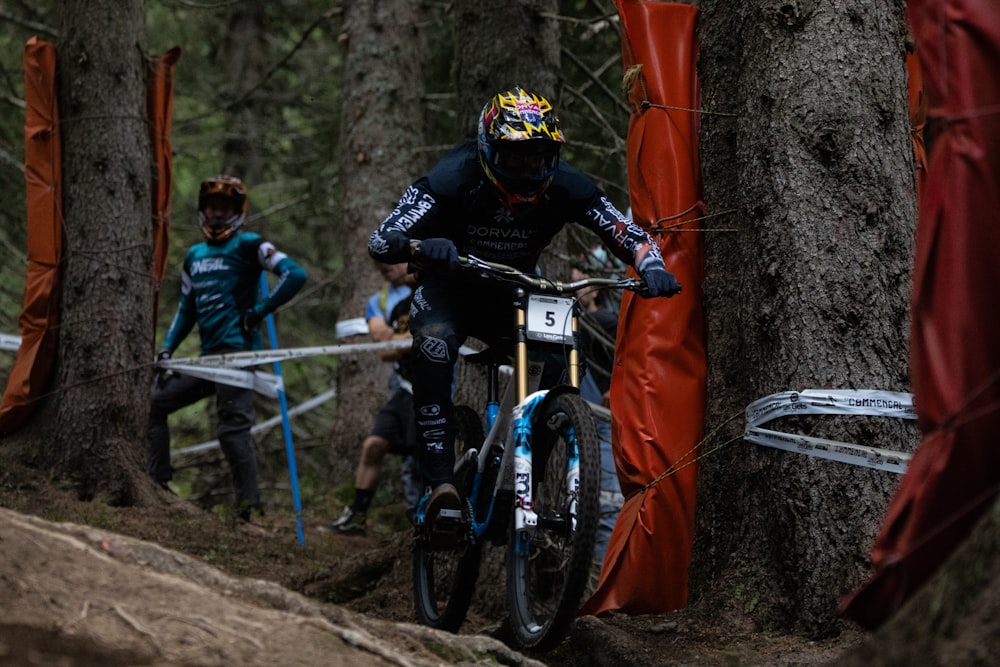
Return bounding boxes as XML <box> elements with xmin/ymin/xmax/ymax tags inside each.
<box><xmin>506</xmin><ymin>392</ymin><xmax>601</xmax><ymax>650</ymax></box>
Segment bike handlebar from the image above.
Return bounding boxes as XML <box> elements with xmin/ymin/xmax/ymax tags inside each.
<box><xmin>458</xmin><ymin>254</ymin><xmax>646</xmax><ymax>296</ymax></box>
<box><xmin>409</xmin><ymin>239</ymin><xmax>657</xmax><ymax>297</ymax></box>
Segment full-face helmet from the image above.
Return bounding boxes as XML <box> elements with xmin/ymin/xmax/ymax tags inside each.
<box><xmin>197</xmin><ymin>175</ymin><xmax>248</xmax><ymax>242</ymax></box>
<box><xmin>478</xmin><ymin>86</ymin><xmax>565</xmax><ymax>212</ymax></box>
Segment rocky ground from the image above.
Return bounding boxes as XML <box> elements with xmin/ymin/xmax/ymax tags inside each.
<box><xmin>0</xmin><ymin>457</ymin><xmax>862</xmax><ymax>666</ymax></box>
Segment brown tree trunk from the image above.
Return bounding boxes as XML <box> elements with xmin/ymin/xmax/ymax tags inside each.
<box><xmin>220</xmin><ymin>4</ymin><xmax>267</xmax><ymax>183</ymax></box>
<box><xmin>34</xmin><ymin>0</ymin><xmax>153</xmax><ymax>505</ymax></box>
<box><xmin>448</xmin><ymin>0</ymin><xmax>565</xmax><ymax>408</ymax></box>
<box><xmin>694</xmin><ymin>0</ymin><xmax>919</xmax><ymax>635</ymax></box>
<box><xmin>328</xmin><ymin>0</ymin><xmax>426</xmax><ymax>484</ymax></box>
<box><xmin>452</xmin><ymin>0</ymin><xmax>561</xmax><ymax>137</ymax></box>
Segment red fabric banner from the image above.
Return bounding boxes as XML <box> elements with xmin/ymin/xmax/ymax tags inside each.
<box><xmin>842</xmin><ymin>0</ymin><xmax>1000</xmax><ymax>628</ymax></box>
<box><xmin>0</xmin><ymin>38</ymin><xmax>63</xmax><ymax>435</ymax></box>
<box><xmin>0</xmin><ymin>44</ymin><xmax>179</xmax><ymax>434</ymax></box>
<box><xmin>581</xmin><ymin>1</ymin><xmax>706</xmax><ymax>615</ymax></box>
<box><xmin>148</xmin><ymin>47</ymin><xmax>181</xmax><ymax>332</ymax></box>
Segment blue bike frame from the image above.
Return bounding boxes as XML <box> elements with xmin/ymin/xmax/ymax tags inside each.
<box><xmin>461</xmin><ymin>284</ymin><xmax>584</xmax><ymax>542</ymax></box>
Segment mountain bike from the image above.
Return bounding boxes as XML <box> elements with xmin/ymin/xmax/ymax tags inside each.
<box><xmin>411</xmin><ymin>254</ymin><xmax>648</xmax><ymax>651</ymax></box>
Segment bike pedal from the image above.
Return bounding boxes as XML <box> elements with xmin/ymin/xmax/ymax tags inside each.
<box><xmin>437</xmin><ymin>508</ymin><xmax>463</xmax><ymax>521</ymax></box>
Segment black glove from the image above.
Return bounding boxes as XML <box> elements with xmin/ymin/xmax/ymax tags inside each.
<box><xmin>241</xmin><ymin>308</ymin><xmax>262</xmax><ymax>336</ymax></box>
<box><xmin>640</xmin><ymin>266</ymin><xmax>682</xmax><ymax>298</ymax></box>
<box><xmin>414</xmin><ymin>238</ymin><xmax>459</xmax><ymax>272</ymax></box>
<box><xmin>154</xmin><ymin>349</ymin><xmax>173</xmax><ymax>389</ymax></box>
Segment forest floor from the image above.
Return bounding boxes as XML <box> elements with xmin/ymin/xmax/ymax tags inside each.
<box><xmin>0</xmin><ymin>453</ymin><xmax>864</xmax><ymax>666</ymax></box>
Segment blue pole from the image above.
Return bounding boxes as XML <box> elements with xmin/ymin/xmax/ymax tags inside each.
<box><xmin>260</xmin><ymin>274</ymin><xmax>305</xmax><ymax>544</ymax></box>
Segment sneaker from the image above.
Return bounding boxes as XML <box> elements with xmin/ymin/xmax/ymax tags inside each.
<box><xmin>237</xmin><ymin>502</ymin><xmax>262</xmax><ymax>524</ymax></box>
<box><xmin>424</xmin><ymin>483</ymin><xmax>462</xmax><ymax>550</ymax></box>
<box><xmin>331</xmin><ymin>506</ymin><xmax>367</xmax><ymax>535</ymax></box>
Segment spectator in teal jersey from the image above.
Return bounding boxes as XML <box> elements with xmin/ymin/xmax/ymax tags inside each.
<box><xmin>147</xmin><ymin>175</ymin><xmax>306</xmax><ymax>522</ymax></box>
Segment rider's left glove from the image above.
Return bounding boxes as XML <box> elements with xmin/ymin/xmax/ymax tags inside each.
<box><xmin>154</xmin><ymin>349</ymin><xmax>173</xmax><ymax>389</ymax></box>
<box><xmin>638</xmin><ymin>258</ymin><xmax>682</xmax><ymax>298</ymax></box>
<box><xmin>415</xmin><ymin>238</ymin><xmax>459</xmax><ymax>272</ymax></box>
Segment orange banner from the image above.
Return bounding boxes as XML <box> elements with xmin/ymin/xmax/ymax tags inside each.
<box><xmin>0</xmin><ymin>43</ymin><xmax>179</xmax><ymax>434</ymax></box>
<box><xmin>581</xmin><ymin>1</ymin><xmax>706</xmax><ymax>615</ymax></box>
<box><xmin>148</xmin><ymin>46</ymin><xmax>181</xmax><ymax>331</ymax></box>
<box><xmin>0</xmin><ymin>38</ymin><xmax>63</xmax><ymax>435</ymax></box>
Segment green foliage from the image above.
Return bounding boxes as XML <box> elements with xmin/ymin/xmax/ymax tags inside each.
<box><xmin>555</xmin><ymin>0</ymin><xmax>632</xmax><ymax>206</ymax></box>
<box><xmin>0</xmin><ymin>0</ymin><xmax>631</xmax><ymax>513</ymax></box>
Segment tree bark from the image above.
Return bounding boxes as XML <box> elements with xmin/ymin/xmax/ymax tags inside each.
<box><xmin>694</xmin><ymin>0</ymin><xmax>919</xmax><ymax>635</ymax></box>
<box><xmin>220</xmin><ymin>3</ymin><xmax>267</xmax><ymax>183</ymax></box>
<box><xmin>37</xmin><ymin>0</ymin><xmax>153</xmax><ymax>504</ymax></box>
<box><xmin>328</xmin><ymin>0</ymin><xmax>426</xmax><ymax>484</ymax></box>
<box><xmin>448</xmin><ymin>0</ymin><xmax>564</xmax><ymax>609</ymax></box>
<box><xmin>452</xmin><ymin>0</ymin><xmax>561</xmax><ymax>138</ymax></box>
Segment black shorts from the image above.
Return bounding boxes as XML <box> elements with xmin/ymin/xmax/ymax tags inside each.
<box><xmin>371</xmin><ymin>388</ymin><xmax>418</xmax><ymax>455</ymax></box>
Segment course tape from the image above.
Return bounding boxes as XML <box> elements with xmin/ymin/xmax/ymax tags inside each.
<box><xmin>1</xmin><ymin>334</ymin><xmax>20</xmax><ymax>352</ymax></box>
<box><xmin>335</xmin><ymin>317</ymin><xmax>369</xmax><ymax>338</ymax></box>
<box><xmin>6</xmin><ymin>328</ymin><xmax>912</xmax><ymax>474</ymax></box>
<box><xmin>2</xmin><ymin>320</ymin><xmax>380</xmax><ymax>357</ymax></box>
<box><xmin>172</xmin><ymin>388</ymin><xmax>337</xmax><ymax>458</ymax></box>
<box><xmin>164</xmin><ymin>364</ymin><xmax>285</xmax><ymax>398</ymax></box>
<box><xmin>162</xmin><ymin>338</ymin><xmax>413</xmax><ymax>370</ymax></box>
<box><xmin>745</xmin><ymin>389</ymin><xmax>916</xmax><ymax>474</ymax></box>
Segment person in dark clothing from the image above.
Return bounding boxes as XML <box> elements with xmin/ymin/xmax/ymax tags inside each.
<box><xmin>368</xmin><ymin>86</ymin><xmax>680</xmax><ymax>543</ymax></box>
<box><xmin>148</xmin><ymin>175</ymin><xmax>307</xmax><ymax>521</ymax></box>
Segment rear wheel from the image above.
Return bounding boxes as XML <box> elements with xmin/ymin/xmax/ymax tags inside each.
<box><xmin>506</xmin><ymin>393</ymin><xmax>601</xmax><ymax>650</ymax></box>
<box><xmin>412</xmin><ymin>405</ymin><xmax>484</xmax><ymax>631</ymax></box>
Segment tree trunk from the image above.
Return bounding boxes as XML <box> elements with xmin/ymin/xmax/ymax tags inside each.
<box><xmin>328</xmin><ymin>0</ymin><xmax>426</xmax><ymax>483</ymax></box>
<box><xmin>452</xmin><ymin>0</ymin><xmax>561</xmax><ymax>137</ymax></box>
<box><xmin>35</xmin><ymin>0</ymin><xmax>153</xmax><ymax>504</ymax></box>
<box><xmin>449</xmin><ymin>0</ymin><xmax>565</xmax><ymax>402</ymax></box>
<box><xmin>694</xmin><ymin>0</ymin><xmax>919</xmax><ymax>636</ymax></box>
<box><xmin>449</xmin><ymin>0</ymin><xmax>564</xmax><ymax>614</ymax></box>
<box><xmin>452</xmin><ymin>0</ymin><xmax>568</xmax><ymax>268</ymax></box>
<box><xmin>220</xmin><ymin>3</ymin><xmax>267</xmax><ymax>183</ymax></box>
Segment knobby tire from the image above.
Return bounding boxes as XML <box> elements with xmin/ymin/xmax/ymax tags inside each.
<box><xmin>506</xmin><ymin>392</ymin><xmax>601</xmax><ymax>650</ymax></box>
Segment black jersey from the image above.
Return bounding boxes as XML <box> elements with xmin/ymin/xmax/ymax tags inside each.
<box><xmin>368</xmin><ymin>141</ymin><xmax>663</xmax><ymax>274</ymax></box>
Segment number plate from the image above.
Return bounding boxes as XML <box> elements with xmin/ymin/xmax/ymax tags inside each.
<box><xmin>525</xmin><ymin>294</ymin><xmax>574</xmax><ymax>344</ymax></box>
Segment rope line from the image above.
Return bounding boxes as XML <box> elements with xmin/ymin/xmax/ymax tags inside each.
<box><xmin>639</xmin><ymin>408</ymin><xmax>746</xmax><ymax>494</ymax></box>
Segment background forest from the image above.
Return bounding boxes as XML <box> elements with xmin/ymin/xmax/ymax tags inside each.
<box><xmin>0</xmin><ymin>0</ymin><xmax>629</xmax><ymax>509</ymax></box>
<box><xmin>2</xmin><ymin>2</ymin><xmax>996</xmax><ymax>665</ymax></box>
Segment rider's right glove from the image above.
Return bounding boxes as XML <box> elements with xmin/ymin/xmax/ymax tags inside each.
<box><xmin>154</xmin><ymin>349</ymin><xmax>173</xmax><ymax>389</ymax></box>
<box><xmin>415</xmin><ymin>238</ymin><xmax>459</xmax><ymax>272</ymax></box>
<box><xmin>638</xmin><ymin>259</ymin><xmax>682</xmax><ymax>298</ymax></box>
<box><xmin>241</xmin><ymin>308</ymin><xmax>262</xmax><ymax>337</ymax></box>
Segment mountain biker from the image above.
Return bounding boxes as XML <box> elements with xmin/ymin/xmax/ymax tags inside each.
<box><xmin>368</xmin><ymin>86</ymin><xmax>680</xmax><ymax>545</ymax></box>
<box><xmin>331</xmin><ymin>260</ymin><xmax>424</xmax><ymax>534</ymax></box>
<box><xmin>147</xmin><ymin>175</ymin><xmax>307</xmax><ymax>522</ymax></box>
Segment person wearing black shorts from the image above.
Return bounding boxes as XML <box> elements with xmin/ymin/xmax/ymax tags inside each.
<box><xmin>331</xmin><ymin>261</ymin><xmax>423</xmax><ymax>534</ymax></box>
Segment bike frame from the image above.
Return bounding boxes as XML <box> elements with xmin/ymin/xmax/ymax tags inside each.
<box><xmin>457</xmin><ymin>256</ymin><xmax>630</xmax><ymax>544</ymax></box>
<box><xmin>411</xmin><ymin>252</ymin><xmax>646</xmax><ymax>645</ymax></box>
